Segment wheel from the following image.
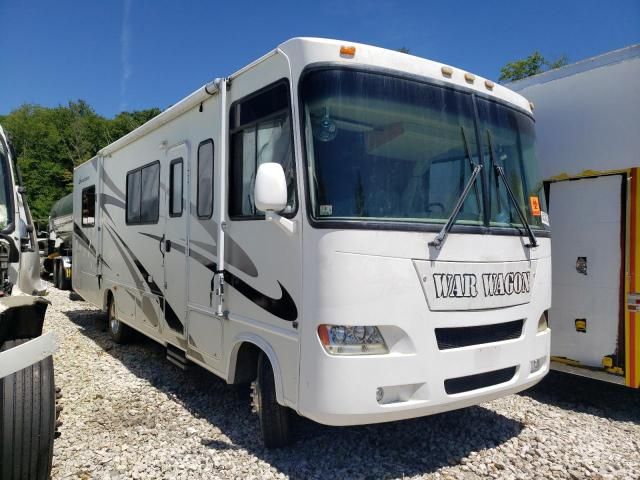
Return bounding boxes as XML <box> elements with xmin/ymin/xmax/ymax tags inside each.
<box><xmin>0</xmin><ymin>339</ymin><xmax>56</xmax><ymax>480</ymax></box>
<box><xmin>52</xmin><ymin>262</ymin><xmax>59</xmax><ymax>289</ymax></box>
<box><xmin>252</xmin><ymin>352</ymin><xmax>291</xmax><ymax>448</ymax></box>
<box><xmin>56</xmin><ymin>265</ymin><xmax>67</xmax><ymax>291</ymax></box>
<box><xmin>107</xmin><ymin>297</ymin><xmax>132</xmax><ymax>343</ymax></box>
<box><xmin>58</xmin><ymin>266</ymin><xmax>71</xmax><ymax>291</ymax></box>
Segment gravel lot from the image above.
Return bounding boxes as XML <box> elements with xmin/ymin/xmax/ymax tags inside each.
<box><xmin>43</xmin><ymin>283</ymin><xmax>640</xmax><ymax>479</ymax></box>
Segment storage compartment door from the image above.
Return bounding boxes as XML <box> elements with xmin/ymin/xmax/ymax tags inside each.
<box><xmin>548</xmin><ymin>175</ymin><xmax>623</xmax><ymax>368</ymax></box>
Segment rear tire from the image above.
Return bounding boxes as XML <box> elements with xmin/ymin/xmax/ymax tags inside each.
<box><xmin>52</xmin><ymin>262</ymin><xmax>59</xmax><ymax>289</ymax></box>
<box><xmin>0</xmin><ymin>339</ymin><xmax>56</xmax><ymax>480</ymax></box>
<box><xmin>58</xmin><ymin>266</ymin><xmax>71</xmax><ymax>291</ymax></box>
<box><xmin>253</xmin><ymin>352</ymin><xmax>291</xmax><ymax>448</ymax></box>
<box><xmin>107</xmin><ymin>297</ymin><xmax>132</xmax><ymax>344</ymax></box>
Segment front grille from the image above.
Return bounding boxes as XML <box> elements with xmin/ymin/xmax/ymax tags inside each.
<box><xmin>444</xmin><ymin>366</ymin><xmax>517</xmax><ymax>395</ymax></box>
<box><xmin>435</xmin><ymin>319</ymin><xmax>524</xmax><ymax>350</ymax></box>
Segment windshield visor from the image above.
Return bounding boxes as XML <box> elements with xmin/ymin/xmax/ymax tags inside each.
<box><xmin>301</xmin><ymin>68</ymin><xmax>547</xmax><ymax>233</ymax></box>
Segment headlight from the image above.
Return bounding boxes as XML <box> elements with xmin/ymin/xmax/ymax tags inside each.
<box><xmin>537</xmin><ymin>311</ymin><xmax>549</xmax><ymax>332</ymax></box>
<box><xmin>317</xmin><ymin>325</ymin><xmax>389</xmax><ymax>355</ymax></box>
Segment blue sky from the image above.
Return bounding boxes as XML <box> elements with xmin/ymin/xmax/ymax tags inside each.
<box><xmin>1</xmin><ymin>0</ymin><xmax>638</xmax><ymax>118</ymax></box>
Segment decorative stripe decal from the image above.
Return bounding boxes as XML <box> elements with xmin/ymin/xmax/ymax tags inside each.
<box><xmin>101</xmin><ymin>165</ymin><xmax>126</xmax><ymax>200</ymax></box>
<box><xmin>73</xmin><ymin>222</ymin><xmax>96</xmax><ymax>256</ymax></box>
<box><xmin>186</xmin><ymin>249</ymin><xmax>298</xmax><ymax>322</ymax></box>
<box><xmin>106</xmin><ymin>225</ymin><xmax>183</xmax><ymax>334</ymax></box>
<box><xmin>135</xmin><ymin>232</ymin><xmax>294</xmax><ymax>321</ymax></box>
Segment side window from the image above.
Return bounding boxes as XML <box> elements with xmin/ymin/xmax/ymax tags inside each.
<box><xmin>81</xmin><ymin>185</ymin><xmax>96</xmax><ymax>227</ymax></box>
<box><xmin>169</xmin><ymin>158</ymin><xmax>183</xmax><ymax>217</ymax></box>
<box><xmin>126</xmin><ymin>162</ymin><xmax>160</xmax><ymax>224</ymax></box>
<box><xmin>229</xmin><ymin>81</ymin><xmax>296</xmax><ymax>218</ymax></box>
<box><xmin>197</xmin><ymin>140</ymin><xmax>214</xmax><ymax>218</ymax></box>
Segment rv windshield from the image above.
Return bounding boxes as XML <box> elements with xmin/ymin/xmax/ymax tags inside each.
<box><xmin>0</xmin><ymin>140</ymin><xmax>13</xmax><ymax>230</ymax></box>
<box><xmin>301</xmin><ymin>68</ymin><xmax>547</xmax><ymax>231</ymax></box>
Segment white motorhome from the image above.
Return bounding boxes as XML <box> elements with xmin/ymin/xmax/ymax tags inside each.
<box><xmin>73</xmin><ymin>38</ymin><xmax>551</xmax><ymax>447</ymax></box>
<box><xmin>510</xmin><ymin>45</ymin><xmax>640</xmax><ymax>389</ymax></box>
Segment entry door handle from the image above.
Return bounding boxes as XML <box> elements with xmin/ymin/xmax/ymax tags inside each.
<box><xmin>165</xmin><ymin>239</ymin><xmax>172</xmax><ymax>252</ymax></box>
<box><xmin>159</xmin><ymin>234</ymin><xmax>165</xmax><ymax>257</ymax></box>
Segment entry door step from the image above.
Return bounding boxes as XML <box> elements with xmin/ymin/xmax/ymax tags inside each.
<box><xmin>166</xmin><ymin>344</ymin><xmax>189</xmax><ymax>370</ymax></box>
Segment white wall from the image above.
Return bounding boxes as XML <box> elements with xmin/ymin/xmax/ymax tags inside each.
<box><xmin>511</xmin><ymin>47</ymin><xmax>640</xmax><ymax>180</ymax></box>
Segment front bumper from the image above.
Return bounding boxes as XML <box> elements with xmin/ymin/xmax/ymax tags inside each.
<box><xmin>299</xmin><ymin>328</ymin><xmax>550</xmax><ymax>426</ymax></box>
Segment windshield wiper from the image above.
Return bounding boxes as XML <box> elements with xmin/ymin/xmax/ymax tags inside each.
<box><xmin>461</xmin><ymin>126</ymin><xmax>481</xmax><ymax>214</ymax></box>
<box><xmin>429</xmin><ymin>156</ymin><xmax>482</xmax><ymax>250</ymax></box>
<box><xmin>487</xmin><ymin>131</ymin><xmax>538</xmax><ymax>248</ymax></box>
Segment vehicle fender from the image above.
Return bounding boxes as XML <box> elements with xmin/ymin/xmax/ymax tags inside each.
<box><xmin>0</xmin><ymin>295</ymin><xmax>50</xmax><ymax>346</ymax></box>
<box><xmin>0</xmin><ymin>331</ymin><xmax>58</xmax><ymax>378</ymax></box>
<box><xmin>227</xmin><ymin>333</ymin><xmax>286</xmax><ymax>406</ymax></box>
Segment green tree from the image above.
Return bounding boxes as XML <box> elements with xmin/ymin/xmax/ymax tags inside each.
<box><xmin>0</xmin><ymin>102</ymin><xmax>160</xmax><ymax>221</ymax></box>
<box><xmin>499</xmin><ymin>51</ymin><xmax>568</xmax><ymax>82</ymax></box>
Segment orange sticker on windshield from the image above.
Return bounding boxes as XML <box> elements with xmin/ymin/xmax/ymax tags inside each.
<box><xmin>529</xmin><ymin>196</ymin><xmax>541</xmax><ymax>216</ymax></box>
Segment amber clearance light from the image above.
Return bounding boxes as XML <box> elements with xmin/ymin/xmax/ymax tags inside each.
<box><xmin>340</xmin><ymin>45</ymin><xmax>356</xmax><ymax>57</ymax></box>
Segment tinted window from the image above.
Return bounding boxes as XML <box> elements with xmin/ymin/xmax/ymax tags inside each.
<box><xmin>301</xmin><ymin>69</ymin><xmax>481</xmax><ymax>224</ymax></box>
<box><xmin>126</xmin><ymin>171</ymin><xmax>141</xmax><ymax>223</ymax></box>
<box><xmin>140</xmin><ymin>163</ymin><xmax>159</xmax><ymax>222</ymax></box>
<box><xmin>81</xmin><ymin>185</ymin><xmax>96</xmax><ymax>227</ymax></box>
<box><xmin>197</xmin><ymin>140</ymin><xmax>214</xmax><ymax>218</ymax></box>
<box><xmin>476</xmin><ymin>97</ymin><xmax>547</xmax><ymax>230</ymax></box>
<box><xmin>127</xmin><ymin>162</ymin><xmax>159</xmax><ymax>224</ymax></box>
<box><xmin>229</xmin><ymin>81</ymin><xmax>296</xmax><ymax>218</ymax></box>
<box><xmin>169</xmin><ymin>159</ymin><xmax>183</xmax><ymax>216</ymax></box>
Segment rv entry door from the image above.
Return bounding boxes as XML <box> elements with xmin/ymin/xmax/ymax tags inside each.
<box><xmin>162</xmin><ymin>143</ymin><xmax>189</xmax><ymax>346</ymax></box>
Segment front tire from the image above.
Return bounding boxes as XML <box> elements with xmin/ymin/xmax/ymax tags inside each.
<box><xmin>253</xmin><ymin>352</ymin><xmax>291</xmax><ymax>448</ymax></box>
<box><xmin>0</xmin><ymin>339</ymin><xmax>56</xmax><ymax>480</ymax></box>
<box><xmin>107</xmin><ymin>297</ymin><xmax>132</xmax><ymax>344</ymax></box>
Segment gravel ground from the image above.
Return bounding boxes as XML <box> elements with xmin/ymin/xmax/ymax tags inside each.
<box><xmin>43</xmin><ymin>282</ymin><xmax>640</xmax><ymax>479</ymax></box>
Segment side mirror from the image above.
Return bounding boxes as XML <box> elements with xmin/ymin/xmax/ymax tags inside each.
<box><xmin>254</xmin><ymin>163</ymin><xmax>287</xmax><ymax>213</ymax></box>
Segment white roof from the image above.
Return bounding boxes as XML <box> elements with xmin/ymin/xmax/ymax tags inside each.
<box><xmin>95</xmin><ymin>37</ymin><xmax>533</xmax><ymax>159</ymax></box>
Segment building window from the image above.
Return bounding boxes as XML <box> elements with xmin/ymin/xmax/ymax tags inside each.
<box><xmin>229</xmin><ymin>81</ymin><xmax>296</xmax><ymax>218</ymax></box>
<box><xmin>197</xmin><ymin>140</ymin><xmax>214</xmax><ymax>219</ymax></box>
<box><xmin>169</xmin><ymin>158</ymin><xmax>183</xmax><ymax>217</ymax></box>
<box><xmin>126</xmin><ymin>162</ymin><xmax>160</xmax><ymax>224</ymax></box>
<box><xmin>81</xmin><ymin>185</ymin><xmax>96</xmax><ymax>227</ymax></box>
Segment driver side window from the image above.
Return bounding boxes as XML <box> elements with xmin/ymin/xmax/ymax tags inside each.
<box><xmin>228</xmin><ymin>81</ymin><xmax>296</xmax><ymax>219</ymax></box>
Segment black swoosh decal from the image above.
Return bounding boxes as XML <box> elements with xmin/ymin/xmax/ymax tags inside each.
<box><xmin>134</xmin><ymin>233</ymin><xmax>297</xmax><ymax>321</ymax></box>
<box><xmin>227</xmin><ymin>272</ymin><xmax>298</xmax><ymax>322</ymax></box>
<box><xmin>107</xmin><ymin>225</ymin><xmax>183</xmax><ymax>333</ymax></box>
<box><xmin>73</xmin><ymin>222</ymin><xmax>111</xmax><ymax>270</ymax></box>
<box><xmin>187</xmin><ymin>250</ymin><xmax>298</xmax><ymax>322</ymax></box>
<box><xmin>74</xmin><ymin>222</ymin><xmax>96</xmax><ymax>256</ymax></box>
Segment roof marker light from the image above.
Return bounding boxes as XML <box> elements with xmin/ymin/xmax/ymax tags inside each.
<box><xmin>485</xmin><ymin>79</ymin><xmax>495</xmax><ymax>90</ymax></box>
<box><xmin>340</xmin><ymin>45</ymin><xmax>356</xmax><ymax>57</ymax></box>
<box><xmin>529</xmin><ymin>101</ymin><xmax>535</xmax><ymax>111</ymax></box>
<box><xmin>464</xmin><ymin>72</ymin><xmax>475</xmax><ymax>83</ymax></box>
<box><xmin>441</xmin><ymin>66</ymin><xmax>453</xmax><ymax>78</ymax></box>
